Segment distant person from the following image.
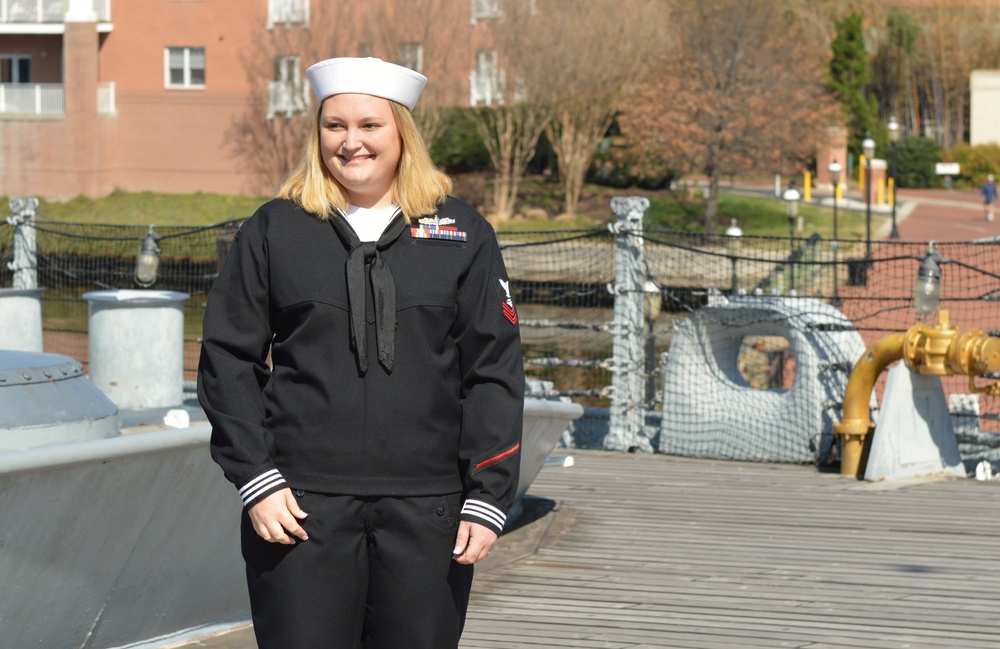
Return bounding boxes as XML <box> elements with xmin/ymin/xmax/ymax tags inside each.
<box><xmin>982</xmin><ymin>174</ymin><xmax>996</xmax><ymax>222</ymax></box>
<box><xmin>198</xmin><ymin>57</ymin><xmax>524</xmax><ymax>649</ymax></box>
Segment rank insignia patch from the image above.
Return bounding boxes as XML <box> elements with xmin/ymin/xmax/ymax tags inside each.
<box><xmin>411</xmin><ymin>216</ymin><xmax>467</xmax><ymax>241</ymax></box>
<box><xmin>496</xmin><ymin>278</ymin><xmax>518</xmax><ymax>326</ymax></box>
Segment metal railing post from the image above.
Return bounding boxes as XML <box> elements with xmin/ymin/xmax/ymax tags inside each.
<box><xmin>606</xmin><ymin>196</ymin><xmax>652</xmax><ymax>453</ymax></box>
<box><xmin>8</xmin><ymin>197</ymin><xmax>39</xmax><ymax>290</ymax></box>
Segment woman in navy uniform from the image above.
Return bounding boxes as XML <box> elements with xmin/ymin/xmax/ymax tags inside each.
<box><xmin>198</xmin><ymin>57</ymin><xmax>524</xmax><ymax>649</ymax></box>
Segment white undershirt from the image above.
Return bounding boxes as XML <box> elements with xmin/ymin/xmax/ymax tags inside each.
<box><xmin>343</xmin><ymin>204</ymin><xmax>399</xmax><ymax>242</ymax></box>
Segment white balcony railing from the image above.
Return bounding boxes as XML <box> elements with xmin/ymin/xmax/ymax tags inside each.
<box><xmin>0</xmin><ymin>0</ymin><xmax>111</xmax><ymax>23</ymax></box>
<box><xmin>267</xmin><ymin>80</ymin><xmax>309</xmax><ymax>119</ymax></box>
<box><xmin>469</xmin><ymin>69</ymin><xmax>506</xmax><ymax>107</ymax></box>
<box><xmin>94</xmin><ymin>0</ymin><xmax>110</xmax><ymax>21</ymax></box>
<box><xmin>0</xmin><ymin>83</ymin><xmax>117</xmax><ymax>116</ymax></box>
<box><xmin>268</xmin><ymin>0</ymin><xmax>308</xmax><ymax>27</ymax></box>
<box><xmin>0</xmin><ymin>83</ymin><xmax>64</xmax><ymax>115</ymax></box>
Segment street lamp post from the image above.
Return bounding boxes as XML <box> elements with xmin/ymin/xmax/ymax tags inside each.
<box><xmin>783</xmin><ymin>182</ymin><xmax>801</xmax><ymax>253</ymax></box>
<box><xmin>862</xmin><ymin>132</ymin><xmax>876</xmax><ymax>261</ymax></box>
<box><xmin>783</xmin><ymin>182</ymin><xmax>801</xmax><ymax>294</ymax></box>
<box><xmin>829</xmin><ymin>159</ymin><xmax>842</xmax><ymax>306</ymax></box>
<box><xmin>888</xmin><ymin>117</ymin><xmax>901</xmax><ymax>239</ymax></box>
<box><xmin>725</xmin><ymin>218</ymin><xmax>743</xmax><ymax>295</ymax></box>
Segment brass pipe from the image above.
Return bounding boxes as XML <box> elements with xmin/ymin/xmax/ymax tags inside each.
<box><xmin>834</xmin><ymin>333</ymin><xmax>905</xmax><ymax>478</ymax></box>
<box><xmin>834</xmin><ymin>309</ymin><xmax>1000</xmax><ymax>478</ymax></box>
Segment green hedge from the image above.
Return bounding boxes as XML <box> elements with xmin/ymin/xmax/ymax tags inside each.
<box><xmin>429</xmin><ymin>108</ymin><xmax>493</xmax><ymax>173</ymax></box>
<box><xmin>895</xmin><ymin>137</ymin><xmax>942</xmax><ymax>189</ymax></box>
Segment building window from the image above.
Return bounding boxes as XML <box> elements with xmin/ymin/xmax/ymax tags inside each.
<box><xmin>397</xmin><ymin>43</ymin><xmax>423</xmax><ymax>74</ymax></box>
<box><xmin>165</xmin><ymin>47</ymin><xmax>205</xmax><ymax>89</ymax></box>
<box><xmin>471</xmin><ymin>0</ymin><xmax>502</xmax><ymax>22</ymax></box>
<box><xmin>268</xmin><ymin>55</ymin><xmax>308</xmax><ymax>119</ymax></box>
<box><xmin>269</xmin><ymin>0</ymin><xmax>309</xmax><ymax>26</ymax></box>
<box><xmin>0</xmin><ymin>55</ymin><xmax>31</xmax><ymax>83</ymax></box>
<box><xmin>470</xmin><ymin>49</ymin><xmax>503</xmax><ymax>106</ymax></box>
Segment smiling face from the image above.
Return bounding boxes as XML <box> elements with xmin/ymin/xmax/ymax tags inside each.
<box><xmin>319</xmin><ymin>93</ymin><xmax>402</xmax><ymax>209</ymax></box>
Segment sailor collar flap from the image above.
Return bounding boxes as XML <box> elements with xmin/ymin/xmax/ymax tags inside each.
<box><xmin>329</xmin><ymin>211</ymin><xmax>407</xmax><ymax>374</ymax></box>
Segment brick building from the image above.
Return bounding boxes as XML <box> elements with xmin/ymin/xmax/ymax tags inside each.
<box><xmin>0</xmin><ymin>0</ymin><xmax>501</xmax><ymax>199</ymax></box>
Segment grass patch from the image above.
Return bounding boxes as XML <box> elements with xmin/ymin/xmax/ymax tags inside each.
<box><xmin>645</xmin><ymin>193</ymin><xmax>880</xmax><ymax>240</ymax></box>
<box><xmin>5</xmin><ymin>182</ymin><xmax>885</xmax><ymax>242</ymax></box>
<box><xmin>4</xmin><ymin>190</ymin><xmax>268</xmax><ymax>226</ymax></box>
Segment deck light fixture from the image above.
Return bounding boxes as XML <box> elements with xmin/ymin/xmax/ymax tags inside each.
<box><xmin>135</xmin><ymin>225</ymin><xmax>161</xmax><ymax>288</ymax></box>
<box><xmin>913</xmin><ymin>242</ymin><xmax>943</xmax><ymax>316</ymax></box>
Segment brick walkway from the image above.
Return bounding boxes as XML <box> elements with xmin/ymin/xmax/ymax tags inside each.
<box><xmin>892</xmin><ymin>187</ymin><xmax>994</xmax><ymax>242</ymax></box>
<box><xmin>834</xmin><ymin>188</ymin><xmax>1000</xmax><ymax>429</ymax></box>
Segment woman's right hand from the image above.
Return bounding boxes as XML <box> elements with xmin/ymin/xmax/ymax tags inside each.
<box><xmin>248</xmin><ymin>488</ymin><xmax>309</xmax><ymax>544</ymax></box>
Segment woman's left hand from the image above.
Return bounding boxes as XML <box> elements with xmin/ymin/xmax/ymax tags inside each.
<box><xmin>452</xmin><ymin>521</ymin><xmax>498</xmax><ymax>565</ymax></box>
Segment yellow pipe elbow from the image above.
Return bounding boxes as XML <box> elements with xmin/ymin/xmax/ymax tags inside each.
<box><xmin>835</xmin><ymin>310</ymin><xmax>1000</xmax><ymax>479</ymax></box>
<box><xmin>834</xmin><ymin>333</ymin><xmax>905</xmax><ymax>478</ymax></box>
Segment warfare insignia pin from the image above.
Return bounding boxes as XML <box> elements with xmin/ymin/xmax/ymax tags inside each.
<box><xmin>418</xmin><ymin>216</ymin><xmax>456</xmax><ymax>226</ymax></box>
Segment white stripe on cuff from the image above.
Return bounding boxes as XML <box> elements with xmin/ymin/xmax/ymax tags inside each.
<box><xmin>462</xmin><ymin>499</ymin><xmax>506</xmax><ymax>530</ymax></box>
<box><xmin>239</xmin><ymin>468</ymin><xmax>286</xmax><ymax>505</ymax></box>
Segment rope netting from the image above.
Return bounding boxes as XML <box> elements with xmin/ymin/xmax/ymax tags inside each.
<box><xmin>0</xmin><ymin>217</ymin><xmax>241</xmax><ymax>382</ymax></box>
<box><xmin>3</xmin><ymin>214</ymin><xmax>1000</xmax><ymax>465</ymax></box>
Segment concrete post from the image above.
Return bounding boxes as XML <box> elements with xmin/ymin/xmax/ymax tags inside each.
<box><xmin>8</xmin><ymin>197</ymin><xmax>38</xmax><ymax>290</ymax></box>
<box><xmin>4</xmin><ymin>199</ymin><xmax>43</xmax><ymax>352</ymax></box>
<box><xmin>606</xmin><ymin>196</ymin><xmax>652</xmax><ymax>453</ymax></box>
<box><xmin>0</xmin><ymin>288</ymin><xmax>45</xmax><ymax>352</ymax></box>
<box><xmin>84</xmin><ymin>290</ymin><xmax>190</xmax><ymax>410</ymax></box>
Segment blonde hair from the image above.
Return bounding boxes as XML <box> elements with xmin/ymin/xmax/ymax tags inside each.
<box><xmin>278</xmin><ymin>100</ymin><xmax>452</xmax><ymax>222</ymax></box>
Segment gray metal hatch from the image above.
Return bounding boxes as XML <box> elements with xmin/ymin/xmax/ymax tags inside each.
<box><xmin>0</xmin><ymin>350</ymin><xmax>119</xmax><ymax>450</ymax></box>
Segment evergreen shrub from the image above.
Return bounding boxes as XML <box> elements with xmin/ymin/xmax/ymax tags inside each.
<box><xmin>429</xmin><ymin>108</ymin><xmax>492</xmax><ymax>173</ymax></box>
<box><xmin>895</xmin><ymin>136</ymin><xmax>942</xmax><ymax>189</ymax></box>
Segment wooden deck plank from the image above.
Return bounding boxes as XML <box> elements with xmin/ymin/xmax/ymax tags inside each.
<box><xmin>179</xmin><ymin>450</ymin><xmax>1000</xmax><ymax>648</ymax></box>
<box><xmin>460</xmin><ymin>450</ymin><xmax>1000</xmax><ymax>648</ymax></box>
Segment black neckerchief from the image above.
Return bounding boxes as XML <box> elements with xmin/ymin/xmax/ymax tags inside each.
<box><xmin>329</xmin><ymin>210</ymin><xmax>408</xmax><ymax>373</ymax></box>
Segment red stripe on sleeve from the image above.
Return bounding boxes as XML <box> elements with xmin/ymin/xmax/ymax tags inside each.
<box><xmin>475</xmin><ymin>443</ymin><xmax>521</xmax><ymax>470</ymax></box>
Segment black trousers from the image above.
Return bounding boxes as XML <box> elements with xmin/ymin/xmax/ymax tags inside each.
<box><xmin>241</xmin><ymin>492</ymin><xmax>474</xmax><ymax>649</ymax></box>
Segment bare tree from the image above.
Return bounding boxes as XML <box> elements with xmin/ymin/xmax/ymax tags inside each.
<box><xmin>355</xmin><ymin>0</ymin><xmax>469</xmax><ymax>150</ymax></box>
<box><xmin>848</xmin><ymin>0</ymin><xmax>1000</xmax><ymax>146</ymax></box>
<box><xmin>229</xmin><ymin>0</ymin><xmax>469</xmax><ymax>194</ymax></box>
<box><xmin>618</xmin><ymin>0</ymin><xmax>837</xmax><ymax>231</ymax></box>
<box><xmin>227</xmin><ymin>3</ymin><xmax>358</xmax><ymax>195</ymax></box>
<box><xmin>912</xmin><ymin>0</ymin><xmax>1000</xmax><ymax>148</ymax></box>
<box><xmin>538</xmin><ymin>0</ymin><xmax>663</xmax><ymax>218</ymax></box>
<box><xmin>466</xmin><ymin>0</ymin><xmax>555</xmax><ymax>222</ymax></box>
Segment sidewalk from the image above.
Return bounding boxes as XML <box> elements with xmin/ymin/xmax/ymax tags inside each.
<box><xmin>891</xmin><ymin>187</ymin><xmax>997</xmax><ymax>243</ymax></box>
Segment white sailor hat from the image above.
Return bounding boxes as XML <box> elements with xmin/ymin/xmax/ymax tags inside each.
<box><xmin>306</xmin><ymin>57</ymin><xmax>427</xmax><ymax>110</ymax></box>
